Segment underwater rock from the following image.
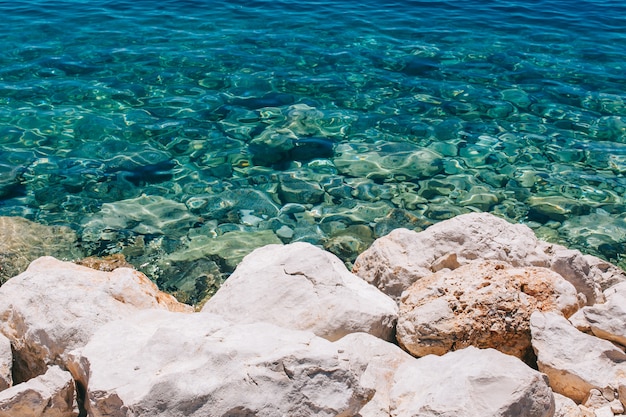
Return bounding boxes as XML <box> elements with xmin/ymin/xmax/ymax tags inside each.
<box><xmin>0</xmin><ymin>216</ymin><xmax>83</xmax><ymax>284</ymax></box>
<box><xmin>396</xmin><ymin>261</ymin><xmax>580</xmax><ymax>360</ymax></box>
<box><xmin>185</xmin><ymin>188</ymin><xmax>280</xmax><ymax>221</ymax></box>
<box><xmin>81</xmin><ymin>195</ymin><xmax>198</xmax><ymax>244</ymax></box>
<box><xmin>164</xmin><ymin>229</ymin><xmax>282</xmax><ymax>272</ymax></box>
<box><xmin>75</xmin><ymin>253</ymin><xmax>134</xmax><ymax>272</ymax></box>
<box><xmin>333</xmin><ymin>142</ymin><xmax>444</xmax><ymax>181</ymax></box>
<box><xmin>278</xmin><ymin>174</ymin><xmax>325</xmax><ymax>205</ymax></box>
<box><xmin>202</xmin><ymin>242</ymin><xmax>397</xmax><ymax>342</ymax></box>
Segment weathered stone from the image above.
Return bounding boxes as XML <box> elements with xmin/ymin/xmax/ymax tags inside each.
<box><xmin>389</xmin><ymin>346</ymin><xmax>555</xmax><ymax>417</ymax></box>
<box><xmin>553</xmin><ymin>393</ymin><xmax>584</xmax><ymax>417</ymax></box>
<box><xmin>530</xmin><ymin>311</ymin><xmax>626</xmax><ymax>404</ymax></box>
<box><xmin>397</xmin><ymin>261</ymin><xmax>580</xmax><ymax>359</ymax></box>
<box><xmin>543</xmin><ymin>243</ymin><xmax>603</xmax><ymax>305</ymax></box>
<box><xmin>75</xmin><ymin>253</ymin><xmax>134</xmax><ymax>272</ymax></box>
<box><xmin>584</xmin><ymin>254</ymin><xmax>626</xmax><ymax>291</ymax></box>
<box><xmin>570</xmin><ymin>282</ymin><xmax>626</xmax><ymax>347</ymax></box>
<box><xmin>353</xmin><ymin>212</ymin><xmax>551</xmax><ymax>300</ymax></box>
<box><xmin>0</xmin><ymin>366</ymin><xmax>78</xmax><ymax>417</ymax></box>
<box><xmin>0</xmin><ymin>257</ymin><xmax>192</xmax><ymax>382</ymax></box>
<box><xmin>334</xmin><ymin>332</ymin><xmax>417</xmax><ymax>417</ymax></box>
<box><xmin>67</xmin><ymin>310</ymin><xmax>373</xmax><ymax>417</ymax></box>
<box><xmin>0</xmin><ymin>216</ymin><xmax>83</xmax><ymax>284</ymax></box>
<box><xmin>353</xmin><ymin>212</ymin><xmax>603</xmax><ymax>305</ymax></box>
<box><xmin>0</xmin><ymin>333</ymin><xmax>11</xmax><ymax>391</ymax></box>
<box><xmin>202</xmin><ymin>242</ymin><xmax>397</xmax><ymax>342</ymax></box>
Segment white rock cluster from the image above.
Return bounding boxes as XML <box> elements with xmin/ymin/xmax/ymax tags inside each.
<box><xmin>0</xmin><ymin>212</ymin><xmax>624</xmax><ymax>416</ymax></box>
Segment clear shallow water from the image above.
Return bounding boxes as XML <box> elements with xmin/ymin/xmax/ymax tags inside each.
<box><xmin>1</xmin><ymin>0</ymin><xmax>625</xmax><ymax>302</ymax></box>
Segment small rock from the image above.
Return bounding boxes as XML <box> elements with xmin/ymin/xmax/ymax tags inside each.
<box><xmin>275</xmin><ymin>225</ymin><xmax>294</xmax><ymax>240</ymax></box>
<box><xmin>0</xmin><ymin>366</ymin><xmax>78</xmax><ymax>417</ymax></box>
<box><xmin>584</xmin><ymin>255</ymin><xmax>626</xmax><ymax>291</ymax></box>
<box><xmin>75</xmin><ymin>253</ymin><xmax>134</xmax><ymax>272</ymax></box>
<box><xmin>554</xmin><ymin>393</ymin><xmax>584</xmax><ymax>417</ymax></box>
<box><xmin>202</xmin><ymin>242</ymin><xmax>398</xmax><ymax>342</ymax></box>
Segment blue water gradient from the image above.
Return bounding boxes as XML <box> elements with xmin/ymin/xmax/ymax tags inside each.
<box><xmin>1</xmin><ymin>0</ymin><xmax>625</xmax><ymax>299</ymax></box>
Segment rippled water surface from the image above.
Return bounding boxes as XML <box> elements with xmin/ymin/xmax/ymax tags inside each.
<box><xmin>1</xmin><ymin>0</ymin><xmax>625</xmax><ymax>302</ymax></box>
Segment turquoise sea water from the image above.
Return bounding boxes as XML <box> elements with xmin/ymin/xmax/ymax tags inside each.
<box><xmin>1</xmin><ymin>0</ymin><xmax>625</xmax><ymax>302</ymax></box>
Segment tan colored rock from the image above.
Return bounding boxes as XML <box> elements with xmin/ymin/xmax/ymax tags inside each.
<box><xmin>530</xmin><ymin>311</ymin><xmax>626</xmax><ymax>404</ymax></box>
<box><xmin>397</xmin><ymin>261</ymin><xmax>581</xmax><ymax>359</ymax></box>
<box><xmin>352</xmin><ymin>212</ymin><xmax>550</xmax><ymax>300</ymax></box>
<box><xmin>67</xmin><ymin>310</ymin><xmax>373</xmax><ymax>417</ymax></box>
<box><xmin>389</xmin><ymin>346</ymin><xmax>555</xmax><ymax>417</ymax></box>
<box><xmin>0</xmin><ymin>257</ymin><xmax>192</xmax><ymax>382</ymax></box>
<box><xmin>0</xmin><ymin>333</ymin><xmax>11</xmax><ymax>391</ymax></box>
<box><xmin>202</xmin><ymin>242</ymin><xmax>398</xmax><ymax>342</ymax></box>
<box><xmin>0</xmin><ymin>365</ymin><xmax>78</xmax><ymax>417</ymax></box>
<box><xmin>0</xmin><ymin>216</ymin><xmax>83</xmax><ymax>283</ymax></box>
<box><xmin>352</xmin><ymin>212</ymin><xmax>603</xmax><ymax>304</ymax></box>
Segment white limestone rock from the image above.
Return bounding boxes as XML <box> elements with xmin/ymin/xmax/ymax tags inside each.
<box><xmin>530</xmin><ymin>311</ymin><xmax>626</xmax><ymax>404</ymax></box>
<box><xmin>572</xmin><ymin>282</ymin><xmax>626</xmax><ymax>347</ymax></box>
<box><xmin>0</xmin><ymin>333</ymin><xmax>11</xmax><ymax>391</ymax></box>
<box><xmin>0</xmin><ymin>365</ymin><xmax>78</xmax><ymax>417</ymax></box>
<box><xmin>334</xmin><ymin>332</ymin><xmax>418</xmax><ymax>417</ymax></box>
<box><xmin>553</xmin><ymin>393</ymin><xmax>584</xmax><ymax>417</ymax></box>
<box><xmin>584</xmin><ymin>254</ymin><xmax>626</xmax><ymax>291</ymax></box>
<box><xmin>397</xmin><ymin>261</ymin><xmax>581</xmax><ymax>359</ymax></box>
<box><xmin>202</xmin><ymin>242</ymin><xmax>398</xmax><ymax>342</ymax></box>
<box><xmin>352</xmin><ymin>212</ymin><xmax>603</xmax><ymax>304</ymax></box>
<box><xmin>389</xmin><ymin>346</ymin><xmax>555</xmax><ymax>417</ymax></box>
<box><xmin>0</xmin><ymin>257</ymin><xmax>192</xmax><ymax>382</ymax></box>
<box><xmin>67</xmin><ymin>310</ymin><xmax>373</xmax><ymax>417</ymax></box>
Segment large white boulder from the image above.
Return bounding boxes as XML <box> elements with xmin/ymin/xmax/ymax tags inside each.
<box><xmin>0</xmin><ymin>365</ymin><xmax>78</xmax><ymax>417</ymax></box>
<box><xmin>397</xmin><ymin>261</ymin><xmax>581</xmax><ymax>359</ymax></box>
<box><xmin>202</xmin><ymin>242</ymin><xmax>398</xmax><ymax>342</ymax></box>
<box><xmin>0</xmin><ymin>333</ymin><xmax>11</xmax><ymax>391</ymax></box>
<box><xmin>389</xmin><ymin>346</ymin><xmax>555</xmax><ymax>417</ymax></box>
<box><xmin>67</xmin><ymin>310</ymin><xmax>372</xmax><ymax>417</ymax></box>
<box><xmin>352</xmin><ymin>212</ymin><xmax>603</xmax><ymax>304</ymax></box>
<box><xmin>0</xmin><ymin>257</ymin><xmax>192</xmax><ymax>381</ymax></box>
<box><xmin>530</xmin><ymin>311</ymin><xmax>626</xmax><ymax>404</ymax></box>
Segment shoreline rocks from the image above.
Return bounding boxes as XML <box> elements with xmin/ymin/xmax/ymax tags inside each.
<box><xmin>0</xmin><ymin>212</ymin><xmax>625</xmax><ymax>416</ymax></box>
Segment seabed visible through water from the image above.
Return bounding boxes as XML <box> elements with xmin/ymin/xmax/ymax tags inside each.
<box><xmin>0</xmin><ymin>0</ymin><xmax>625</xmax><ymax>303</ymax></box>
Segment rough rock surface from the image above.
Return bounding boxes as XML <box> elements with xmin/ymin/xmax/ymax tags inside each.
<box><xmin>202</xmin><ymin>242</ymin><xmax>398</xmax><ymax>342</ymax></box>
<box><xmin>352</xmin><ymin>212</ymin><xmax>602</xmax><ymax>304</ymax></box>
<box><xmin>0</xmin><ymin>257</ymin><xmax>192</xmax><ymax>382</ymax></box>
<box><xmin>0</xmin><ymin>216</ymin><xmax>83</xmax><ymax>284</ymax></box>
<box><xmin>0</xmin><ymin>366</ymin><xmax>78</xmax><ymax>417</ymax></box>
<box><xmin>530</xmin><ymin>311</ymin><xmax>626</xmax><ymax>404</ymax></box>
<box><xmin>0</xmin><ymin>333</ymin><xmax>11</xmax><ymax>391</ymax></box>
<box><xmin>553</xmin><ymin>393</ymin><xmax>584</xmax><ymax>417</ymax></box>
<box><xmin>389</xmin><ymin>346</ymin><xmax>555</xmax><ymax>417</ymax></box>
<box><xmin>67</xmin><ymin>310</ymin><xmax>372</xmax><ymax>417</ymax></box>
<box><xmin>583</xmin><ymin>255</ymin><xmax>626</xmax><ymax>291</ymax></box>
<box><xmin>397</xmin><ymin>261</ymin><xmax>581</xmax><ymax>359</ymax></box>
<box><xmin>570</xmin><ymin>282</ymin><xmax>626</xmax><ymax>347</ymax></box>
<box><xmin>334</xmin><ymin>332</ymin><xmax>418</xmax><ymax>417</ymax></box>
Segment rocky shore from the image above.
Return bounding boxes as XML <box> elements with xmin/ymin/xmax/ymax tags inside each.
<box><xmin>0</xmin><ymin>212</ymin><xmax>625</xmax><ymax>416</ymax></box>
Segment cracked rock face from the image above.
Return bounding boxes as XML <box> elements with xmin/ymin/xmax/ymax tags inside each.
<box><xmin>202</xmin><ymin>242</ymin><xmax>398</xmax><ymax>342</ymax></box>
<box><xmin>397</xmin><ymin>260</ymin><xmax>581</xmax><ymax>359</ymax></box>
<box><xmin>67</xmin><ymin>310</ymin><xmax>373</xmax><ymax>417</ymax></box>
<box><xmin>0</xmin><ymin>257</ymin><xmax>192</xmax><ymax>382</ymax></box>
